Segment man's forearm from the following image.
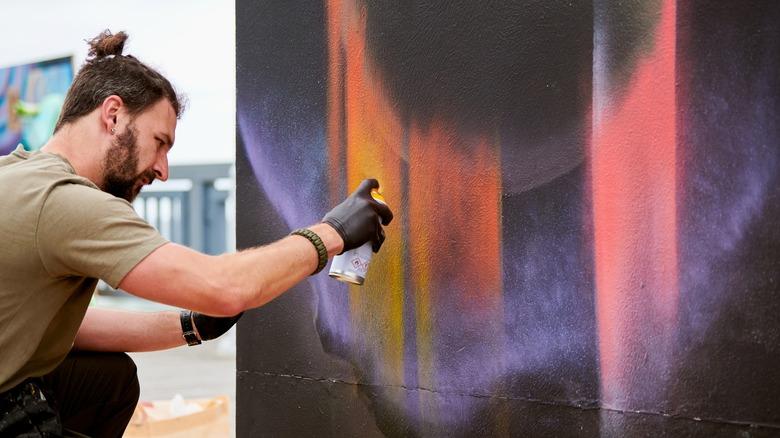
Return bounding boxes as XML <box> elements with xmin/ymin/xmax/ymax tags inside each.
<box><xmin>119</xmin><ymin>223</ymin><xmax>343</xmax><ymax>316</ymax></box>
<box><xmin>74</xmin><ymin>307</ymin><xmax>184</xmax><ymax>352</ymax></box>
<box><xmin>120</xmin><ymin>178</ymin><xmax>388</xmax><ymax>316</ymax></box>
<box><xmin>217</xmin><ymin>223</ymin><xmax>344</xmax><ymax>310</ymax></box>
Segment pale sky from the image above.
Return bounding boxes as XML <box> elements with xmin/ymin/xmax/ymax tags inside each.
<box><xmin>0</xmin><ymin>0</ymin><xmax>236</xmax><ymax>165</ymax></box>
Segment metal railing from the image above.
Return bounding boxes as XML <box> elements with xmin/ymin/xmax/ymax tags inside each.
<box><xmin>133</xmin><ymin>163</ymin><xmax>234</xmax><ymax>255</ymax></box>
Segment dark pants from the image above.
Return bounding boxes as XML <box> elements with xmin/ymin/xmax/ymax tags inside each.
<box><xmin>1</xmin><ymin>351</ymin><xmax>140</xmax><ymax>438</ymax></box>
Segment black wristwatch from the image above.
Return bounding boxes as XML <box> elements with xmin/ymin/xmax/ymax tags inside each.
<box><xmin>180</xmin><ymin>310</ymin><xmax>202</xmax><ymax>346</ymax></box>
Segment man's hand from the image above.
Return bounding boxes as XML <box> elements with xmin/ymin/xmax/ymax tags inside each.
<box><xmin>322</xmin><ymin>179</ymin><xmax>394</xmax><ymax>253</ymax></box>
<box><xmin>191</xmin><ymin>311</ymin><xmax>243</xmax><ymax>341</ymax></box>
<box><xmin>74</xmin><ymin>308</ymin><xmax>243</xmax><ymax>352</ymax></box>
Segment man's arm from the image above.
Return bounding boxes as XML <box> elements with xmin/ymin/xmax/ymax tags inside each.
<box><xmin>118</xmin><ymin>222</ymin><xmax>343</xmax><ymax>316</ymax></box>
<box><xmin>74</xmin><ymin>307</ymin><xmax>184</xmax><ymax>352</ymax></box>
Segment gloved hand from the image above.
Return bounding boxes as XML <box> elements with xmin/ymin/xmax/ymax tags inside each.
<box><xmin>191</xmin><ymin>311</ymin><xmax>243</xmax><ymax>341</ymax></box>
<box><xmin>322</xmin><ymin>178</ymin><xmax>394</xmax><ymax>253</ymax></box>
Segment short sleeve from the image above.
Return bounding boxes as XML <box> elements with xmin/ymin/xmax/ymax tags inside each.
<box><xmin>36</xmin><ymin>183</ymin><xmax>169</xmax><ymax>288</ymax></box>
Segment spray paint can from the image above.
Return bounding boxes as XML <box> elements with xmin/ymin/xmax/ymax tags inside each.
<box><xmin>329</xmin><ymin>190</ymin><xmax>386</xmax><ymax>285</ymax></box>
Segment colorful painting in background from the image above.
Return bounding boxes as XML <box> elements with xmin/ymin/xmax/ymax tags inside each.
<box><xmin>0</xmin><ymin>57</ymin><xmax>73</xmax><ymax>155</ymax></box>
<box><xmin>236</xmin><ymin>1</ymin><xmax>779</xmax><ymax>436</ymax></box>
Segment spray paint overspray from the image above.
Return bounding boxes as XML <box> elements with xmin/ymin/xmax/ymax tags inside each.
<box><xmin>236</xmin><ymin>1</ymin><xmax>780</xmax><ymax>436</ymax></box>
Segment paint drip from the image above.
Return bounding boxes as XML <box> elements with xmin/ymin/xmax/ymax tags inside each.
<box><xmin>329</xmin><ymin>189</ymin><xmax>386</xmax><ymax>285</ymax></box>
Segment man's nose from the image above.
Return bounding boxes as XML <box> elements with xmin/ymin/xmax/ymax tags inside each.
<box><xmin>153</xmin><ymin>153</ymin><xmax>169</xmax><ymax>182</ymax></box>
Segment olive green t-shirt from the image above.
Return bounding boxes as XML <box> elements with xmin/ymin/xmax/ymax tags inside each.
<box><xmin>0</xmin><ymin>145</ymin><xmax>168</xmax><ymax>392</ymax></box>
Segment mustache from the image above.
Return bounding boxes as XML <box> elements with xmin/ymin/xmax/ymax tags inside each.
<box><xmin>137</xmin><ymin>169</ymin><xmax>157</xmax><ymax>185</ymax></box>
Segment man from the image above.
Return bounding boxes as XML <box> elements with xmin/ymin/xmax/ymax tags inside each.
<box><xmin>0</xmin><ymin>30</ymin><xmax>392</xmax><ymax>437</ymax></box>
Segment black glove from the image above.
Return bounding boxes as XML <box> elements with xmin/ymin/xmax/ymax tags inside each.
<box><xmin>191</xmin><ymin>311</ymin><xmax>243</xmax><ymax>341</ymax></box>
<box><xmin>322</xmin><ymin>178</ymin><xmax>394</xmax><ymax>253</ymax></box>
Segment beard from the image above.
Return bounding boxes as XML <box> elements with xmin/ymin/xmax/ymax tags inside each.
<box><xmin>102</xmin><ymin>124</ymin><xmax>156</xmax><ymax>202</ymax></box>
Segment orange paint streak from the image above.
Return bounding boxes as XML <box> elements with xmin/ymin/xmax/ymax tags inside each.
<box><xmin>326</xmin><ymin>0</ymin><xmax>345</xmax><ymax>206</ymax></box>
<box><xmin>407</xmin><ymin>121</ymin><xmax>503</xmax><ymax>422</ymax></box>
<box><xmin>408</xmin><ymin>120</ymin><xmax>503</xmax><ymax>396</ymax></box>
<box><xmin>327</xmin><ymin>0</ymin><xmax>406</xmax><ymax>387</ymax></box>
<box><xmin>408</xmin><ymin>124</ymin><xmax>503</xmax><ymax>314</ymax></box>
<box><xmin>591</xmin><ymin>0</ymin><xmax>678</xmax><ymax>405</ymax></box>
<box><xmin>327</xmin><ymin>0</ymin><xmax>505</xmax><ymax>422</ymax></box>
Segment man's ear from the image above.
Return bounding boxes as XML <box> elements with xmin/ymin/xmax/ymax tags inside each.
<box><xmin>100</xmin><ymin>95</ymin><xmax>124</xmax><ymax>134</ymax></box>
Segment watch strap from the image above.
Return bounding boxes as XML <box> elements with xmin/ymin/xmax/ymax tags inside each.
<box><xmin>180</xmin><ymin>310</ymin><xmax>202</xmax><ymax>346</ymax></box>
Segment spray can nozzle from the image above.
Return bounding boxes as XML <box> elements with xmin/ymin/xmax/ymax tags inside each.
<box><xmin>370</xmin><ymin>189</ymin><xmax>385</xmax><ymax>204</ymax></box>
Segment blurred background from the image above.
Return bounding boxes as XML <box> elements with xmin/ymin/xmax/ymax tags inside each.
<box><xmin>0</xmin><ymin>0</ymin><xmax>237</xmax><ymax>435</ymax></box>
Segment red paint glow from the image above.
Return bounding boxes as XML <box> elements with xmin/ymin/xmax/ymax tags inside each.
<box><xmin>591</xmin><ymin>0</ymin><xmax>679</xmax><ymax>405</ymax></box>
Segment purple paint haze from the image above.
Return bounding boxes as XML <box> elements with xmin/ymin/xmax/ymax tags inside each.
<box><xmin>237</xmin><ymin>102</ymin><xmax>357</xmax><ymax>351</ymax></box>
<box><xmin>677</xmin><ymin>17</ymin><xmax>779</xmax><ymax>337</ymax></box>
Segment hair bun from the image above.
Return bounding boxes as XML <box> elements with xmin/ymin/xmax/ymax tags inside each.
<box><xmin>86</xmin><ymin>30</ymin><xmax>128</xmax><ymax>60</ymax></box>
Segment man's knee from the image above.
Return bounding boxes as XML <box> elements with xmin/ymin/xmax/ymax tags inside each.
<box><xmin>42</xmin><ymin>351</ymin><xmax>141</xmax><ymax>435</ymax></box>
<box><xmin>110</xmin><ymin>353</ymin><xmax>140</xmax><ymax>405</ymax></box>
<box><xmin>89</xmin><ymin>352</ymin><xmax>140</xmax><ymax>406</ymax></box>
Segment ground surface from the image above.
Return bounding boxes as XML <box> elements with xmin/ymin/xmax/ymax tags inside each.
<box><xmin>94</xmin><ymin>295</ymin><xmax>236</xmax><ymax>437</ymax></box>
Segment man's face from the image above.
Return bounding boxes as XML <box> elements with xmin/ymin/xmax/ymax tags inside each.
<box><xmin>101</xmin><ymin>99</ymin><xmax>177</xmax><ymax>202</ymax></box>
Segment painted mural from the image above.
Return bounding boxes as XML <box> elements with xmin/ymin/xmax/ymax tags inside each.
<box><xmin>0</xmin><ymin>57</ymin><xmax>73</xmax><ymax>155</ymax></box>
<box><xmin>236</xmin><ymin>1</ymin><xmax>779</xmax><ymax>436</ymax></box>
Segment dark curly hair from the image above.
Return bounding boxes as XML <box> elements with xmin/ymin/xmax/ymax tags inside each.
<box><xmin>54</xmin><ymin>30</ymin><xmax>185</xmax><ymax>132</ymax></box>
